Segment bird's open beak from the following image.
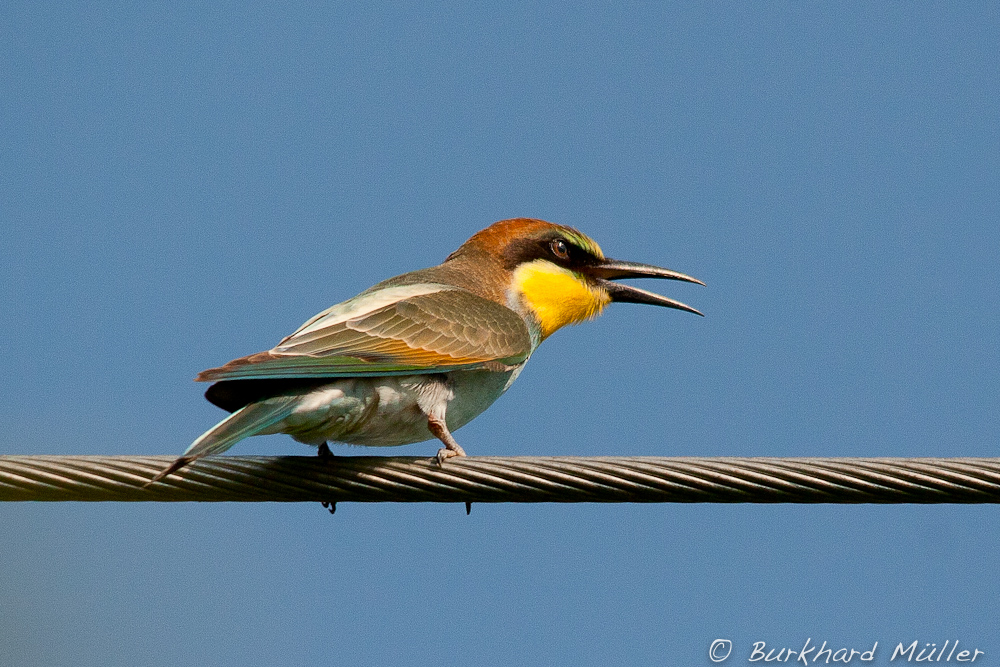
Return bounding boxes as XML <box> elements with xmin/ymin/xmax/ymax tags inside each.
<box><xmin>587</xmin><ymin>259</ymin><xmax>704</xmax><ymax>316</ymax></box>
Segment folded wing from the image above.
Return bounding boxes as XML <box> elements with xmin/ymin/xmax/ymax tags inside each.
<box><xmin>196</xmin><ymin>284</ymin><xmax>532</xmax><ymax>382</ymax></box>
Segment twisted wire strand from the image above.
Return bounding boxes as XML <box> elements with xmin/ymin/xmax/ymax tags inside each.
<box><xmin>2</xmin><ymin>455</ymin><xmax>1000</xmax><ymax>503</ymax></box>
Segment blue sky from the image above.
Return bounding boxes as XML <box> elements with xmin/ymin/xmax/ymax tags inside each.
<box><xmin>2</xmin><ymin>3</ymin><xmax>998</xmax><ymax>665</ymax></box>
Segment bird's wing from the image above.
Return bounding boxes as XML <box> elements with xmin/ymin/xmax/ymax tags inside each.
<box><xmin>196</xmin><ymin>283</ymin><xmax>532</xmax><ymax>382</ymax></box>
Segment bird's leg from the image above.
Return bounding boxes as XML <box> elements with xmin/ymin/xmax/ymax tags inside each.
<box><xmin>416</xmin><ymin>375</ymin><xmax>465</xmax><ymax>466</ymax></box>
<box><xmin>428</xmin><ymin>414</ymin><xmax>466</xmax><ymax>465</ymax></box>
<box><xmin>316</xmin><ymin>442</ymin><xmax>337</xmax><ymax>514</ymax></box>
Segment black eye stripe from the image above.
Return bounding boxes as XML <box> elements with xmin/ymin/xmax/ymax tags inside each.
<box><xmin>501</xmin><ymin>234</ymin><xmax>598</xmax><ymax>270</ymax></box>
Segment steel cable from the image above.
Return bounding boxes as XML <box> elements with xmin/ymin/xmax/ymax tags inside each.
<box><xmin>2</xmin><ymin>455</ymin><xmax>1000</xmax><ymax>503</ymax></box>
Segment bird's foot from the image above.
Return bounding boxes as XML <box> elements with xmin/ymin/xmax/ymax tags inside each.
<box><xmin>317</xmin><ymin>443</ymin><xmax>337</xmax><ymax>513</ymax></box>
<box><xmin>428</xmin><ymin>414</ymin><xmax>466</xmax><ymax>466</ymax></box>
<box><xmin>435</xmin><ymin>444</ymin><xmax>466</xmax><ymax>466</ymax></box>
<box><xmin>317</xmin><ymin>442</ymin><xmax>335</xmax><ymax>461</ymax></box>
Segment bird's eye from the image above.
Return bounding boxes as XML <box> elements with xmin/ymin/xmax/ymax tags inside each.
<box><xmin>550</xmin><ymin>239</ymin><xmax>570</xmax><ymax>260</ymax></box>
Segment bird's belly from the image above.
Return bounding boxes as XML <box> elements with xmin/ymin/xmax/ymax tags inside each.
<box><xmin>269</xmin><ymin>369</ymin><xmax>518</xmax><ymax>448</ymax></box>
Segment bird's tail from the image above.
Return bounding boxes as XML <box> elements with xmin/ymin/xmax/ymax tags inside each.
<box><xmin>147</xmin><ymin>397</ymin><xmax>300</xmax><ymax>485</ymax></box>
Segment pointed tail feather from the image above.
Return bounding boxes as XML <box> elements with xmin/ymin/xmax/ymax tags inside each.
<box><xmin>146</xmin><ymin>397</ymin><xmax>300</xmax><ymax>485</ymax></box>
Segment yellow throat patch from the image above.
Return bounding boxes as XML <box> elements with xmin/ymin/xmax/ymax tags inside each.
<box><xmin>512</xmin><ymin>260</ymin><xmax>611</xmax><ymax>339</ymax></box>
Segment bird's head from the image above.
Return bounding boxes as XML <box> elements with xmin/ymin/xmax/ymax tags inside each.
<box><xmin>447</xmin><ymin>218</ymin><xmax>703</xmax><ymax>341</ymax></box>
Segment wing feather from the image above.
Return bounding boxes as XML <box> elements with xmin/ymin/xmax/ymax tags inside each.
<box><xmin>196</xmin><ymin>284</ymin><xmax>531</xmax><ymax>382</ymax></box>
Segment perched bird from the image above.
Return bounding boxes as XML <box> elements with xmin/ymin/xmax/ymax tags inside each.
<box><xmin>151</xmin><ymin>218</ymin><xmax>702</xmax><ymax>482</ymax></box>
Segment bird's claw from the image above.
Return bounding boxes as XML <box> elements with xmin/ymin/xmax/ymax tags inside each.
<box><xmin>321</xmin><ymin>501</ymin><xmax>336</xmax><ymax>514</ymax></box>
<box><xmin>317</xmin><ymin>442</ymin><xmax>335</xmax><ymax>461</ymax></box>
<box><xmin>435</xmin><ymin>445</ymin><xmax>466</xmax><ymax>466</ymax></box>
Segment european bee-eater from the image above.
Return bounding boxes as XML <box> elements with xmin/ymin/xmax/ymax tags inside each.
<box><xmin>152</xmin><ymin>218</ymin><xmax>702</xmax><ymax>482</ymax></box>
